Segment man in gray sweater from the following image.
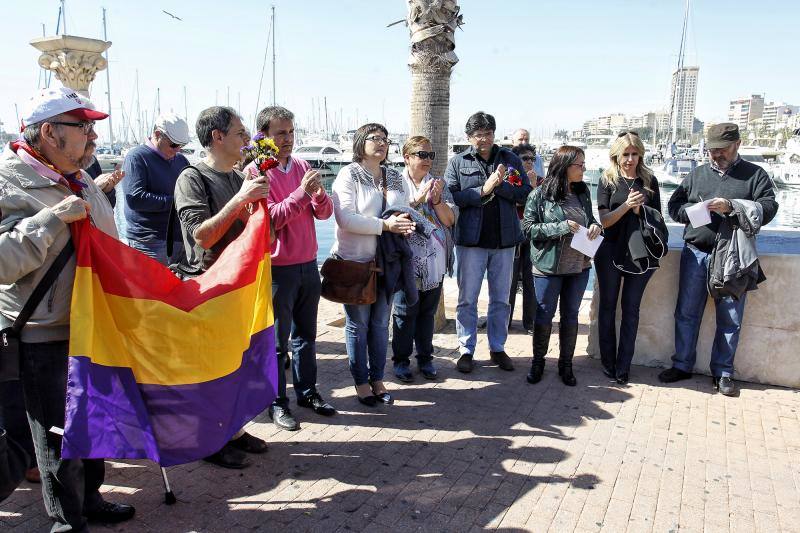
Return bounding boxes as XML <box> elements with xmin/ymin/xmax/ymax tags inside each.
<box><xmin>660</xmin><ymin>123</ymin><xmax>778</xmax><ymax>395</ymax></box>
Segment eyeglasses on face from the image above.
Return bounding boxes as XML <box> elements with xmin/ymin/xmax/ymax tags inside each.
<box><xmin>365</xmin><ymin>135</ymin><xmax>389</xmax><ymax>144</ymax></box>
<box><xmin>520</xmin><ymin>155</ymin><xmax>535</xmax><ymax>162</ymax></box>
<box><xmin>570</xmin><ymin>162</ymin><xmax>586</xmax><ymax>170</ymax></box>
<box><xmin>617</xmin><ymin>131</ymin><xmax>640</xmax><ymax>138</ymax></box>
<box><xmin>50</xmin><ymin>121</ymin><xmax>95</xmax><ymax>135</ymax></box>
<box><xmin>469</xmin><ymin>131</ymin><xmax>494</xmax><ymax>140</ymax></box>
<box><xmin>411</xmin><ymin>150</ymin><xmax>435</xmax><ymax>160</ymax></box>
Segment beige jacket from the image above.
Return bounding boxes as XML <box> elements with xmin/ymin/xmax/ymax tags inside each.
<box><xmin>0</xmin><ymin>144</ymin><xmax>117</xmax><ymax>342</ymax></box>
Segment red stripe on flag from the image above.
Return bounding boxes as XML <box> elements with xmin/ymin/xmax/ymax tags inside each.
<box><xmin>70</xmin><ymin>202</ymin><xmax>271</xmax><ymax>312</ymax></box>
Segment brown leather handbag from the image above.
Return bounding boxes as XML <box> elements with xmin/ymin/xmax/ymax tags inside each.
<box><xmin>320</xmin><ymin>168</ymin><xmax>386</xmax><ymax>305</ymax></box>
<box><xmin>320</xmin><ymin>257</ymin><xmax>381</xmax><ymax>305</ymax></box>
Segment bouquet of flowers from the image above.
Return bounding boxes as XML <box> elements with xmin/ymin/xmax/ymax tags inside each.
<box><xmin>241</xmin><ymin>132</ymin><xmax>280</xmax><ymax>176</ymax></box>
<box><xmin>505</xmin><ymin>166</ymin><xmax>523</xmax><ymax>187</ymax></box>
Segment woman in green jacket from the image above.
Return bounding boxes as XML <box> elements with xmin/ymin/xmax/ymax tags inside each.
<box><xmin>522</xmin><ymin>146</ymin><xmax>602</xmax><ymax>386</ymax></box>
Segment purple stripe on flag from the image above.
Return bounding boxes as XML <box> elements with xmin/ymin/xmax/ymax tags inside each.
<box><xmin>62</xmin><ymin>327</ymin><xmax>278</xmax><ymax>466</ymax></box>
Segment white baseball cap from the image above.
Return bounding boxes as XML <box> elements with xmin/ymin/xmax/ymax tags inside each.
<box><xmin>21</xmin><ymin>86</ymin><xmax>108</xmax><ymax>131</ymax></box>
<box><xmin>154</xmin><ymin>113</ymin><xmax>190</xmax><ymax>145</ymax></box>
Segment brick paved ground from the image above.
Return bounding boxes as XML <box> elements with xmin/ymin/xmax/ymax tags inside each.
<box><xmin>2</xmin><ymin>280</ymin><xmax>799</xmax><ymax>532</ymax></box>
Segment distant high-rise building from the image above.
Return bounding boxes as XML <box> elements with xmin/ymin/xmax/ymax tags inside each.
<box><xmin>728</xmin><ymin>95</ymin><xmax>765</xmax><ymax>128</ymax></box>
<box><xmin>669</xmin><ymin>66</ymin><xmax>699</xmax><ymax>136</ymax></box>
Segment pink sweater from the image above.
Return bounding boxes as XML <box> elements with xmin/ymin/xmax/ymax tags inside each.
<box><xmin>255</xmin><ymin>157</ymin><xmax>333</xmax><ymax>266</ymax></box>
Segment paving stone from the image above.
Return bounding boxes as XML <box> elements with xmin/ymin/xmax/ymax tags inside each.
<box><xmin>2</xmin><ymin>278</ymin><xmax>798</xmax><ymax>532</ymax></box>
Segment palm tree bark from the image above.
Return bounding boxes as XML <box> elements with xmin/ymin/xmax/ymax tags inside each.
<box><xmin>406</xmin><ymin>0</ymin><xmax>462</xmax><ymax>330</ymax></box>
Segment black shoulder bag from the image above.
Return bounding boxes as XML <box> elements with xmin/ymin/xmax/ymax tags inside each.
<box><xmin>1</xmin><ymin>241</ymin><xmax>74</xmax><ymax>381</ymax></box>
<box><xmin>166</xmin><ymin>165</ymin><xmax>213</xmax><ymax>280</ymax></box>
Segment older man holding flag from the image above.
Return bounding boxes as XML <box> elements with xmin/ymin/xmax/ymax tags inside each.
<box><xmin>0</xmin><ymin>87</ymin><xmax>135</xmax><ymax>531</ymax></box>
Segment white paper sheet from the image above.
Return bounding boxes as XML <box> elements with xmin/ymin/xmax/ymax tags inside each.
<box><xmin>686</xmin><ymin>200</ymin><xmax>712</xmax><ymax>227</ymax></box>
<box><xmin>569</xmin><ymin>225</ymin><xmax>603</xmax><ymax>258</ymax></box>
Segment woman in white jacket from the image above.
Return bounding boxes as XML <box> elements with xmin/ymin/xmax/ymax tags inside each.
<box><xmin>331</xmin><ymin>123</ymin><xmax>414</xmax><ymax>406</ymax></box>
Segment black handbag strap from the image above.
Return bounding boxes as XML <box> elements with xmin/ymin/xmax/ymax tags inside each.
<box><xmin>10</xmin><ymin>240</ymin><xmax>75</xmax><ymax>335</ymax></box>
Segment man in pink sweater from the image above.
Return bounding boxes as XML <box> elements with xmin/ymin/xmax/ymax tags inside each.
<box><xmin>254</xmin><ymin>106</ymin><xmax>335</xmax><ymax>430</ymax></box>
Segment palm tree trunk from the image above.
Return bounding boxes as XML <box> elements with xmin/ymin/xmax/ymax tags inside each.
<box><xmin>406</xmin><ymin>0</ymin><xmax>462</xmax><ymax>330</ymax></box>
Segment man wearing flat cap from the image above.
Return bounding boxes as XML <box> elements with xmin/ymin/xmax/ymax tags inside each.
<box><xmin>660</xmin><ymin>123</ymin><xmax>778</xmax><ymax>395</ymax></box>
<box><xmin>0</xmin><ymin>87</ymin><xmax>135</xmax><ymax>529</ymax></box>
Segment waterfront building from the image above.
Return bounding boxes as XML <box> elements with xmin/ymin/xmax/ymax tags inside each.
<box><xmin>728</xmin><ymin>94</ymin><xmax>765</xmax><ymax>128</ymax></box>
<box><xmin>762</xmin><ymin>101</ymin><xmax>799</xmax><ymax>131</ymax></box>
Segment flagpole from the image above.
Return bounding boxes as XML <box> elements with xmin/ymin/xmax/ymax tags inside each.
<box><xmin>160</xmin><ymin>467</ymin><xmax>176</xmax><ymax>504</ymax></box>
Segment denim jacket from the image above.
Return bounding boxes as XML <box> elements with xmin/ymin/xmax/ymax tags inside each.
<box><xmin>445</xmin><ymin>146</ymin><xmax>532</xmax><ymax>247</ymax></box>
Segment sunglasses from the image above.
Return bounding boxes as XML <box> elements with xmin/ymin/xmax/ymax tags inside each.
<box><xmin>617</xmin><ymin>131</ymin><xmax>640</xmax><ymax>138</ymax></box>
<box><xmin>520</xmin><ymin>155</ymin><xmax>535</xmax><ymax>162</ymax></box>
<box><xmin>411</xmin><ymin>150</ymin><xmax>436</xmax><ymax>160</ymax></box>
<box><xmin>168</xmin><ymin>141</ymin><xmax>185</xmax><ymax>149</ymax></box>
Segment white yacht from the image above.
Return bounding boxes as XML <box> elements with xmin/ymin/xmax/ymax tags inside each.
<box><xmin>653</xmin><ymin>158</ymin><xmax>698</xmax><ymax>187</ymax></box>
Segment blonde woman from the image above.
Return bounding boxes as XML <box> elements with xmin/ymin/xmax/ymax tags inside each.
<box><xmin>595</xmin><ymin>132</ymin><xmax>666</xmax><ymax>384</ymax></box>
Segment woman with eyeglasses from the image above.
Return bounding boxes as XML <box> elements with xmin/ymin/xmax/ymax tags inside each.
<box><xmin>391</xmin><ymin>136</ymin><xmax>456</xmax><ymax>383</ymax></box>
<box><xmin>522</xmin><ymin>146</ymin><xmax>602</xmax><ymax>386</ymax></box>
<box><xmin>331</xmin><ymin>123</ymin><xmax>414</xmax><ymax>406</ymax></box>
<box><xmin>595</xmin><ymin>132</ymin><xmax>665</xmax><ymax>384</ymax></box>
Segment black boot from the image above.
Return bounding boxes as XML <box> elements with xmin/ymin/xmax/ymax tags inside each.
<box><xmin>527</xmin><ymin>323</ymin><xmax>552</xmax><ymax>384</ymax></box>
<box><xmin>558</xmin><ymin>323</ymin><xmax>578</xmax><ymax>386</ymax></box>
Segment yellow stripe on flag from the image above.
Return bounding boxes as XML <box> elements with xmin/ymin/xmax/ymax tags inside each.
<box><xmin>69</xmin><ymin>260</ymin><xmax>273</xmax><ymax>386</ymax></box>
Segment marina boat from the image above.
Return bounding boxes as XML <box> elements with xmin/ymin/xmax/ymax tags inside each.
<box><xmin>294</xmin><ymin>141</ymin><xmax>344</xmax><ymax>169</ymax></box>
<box><xmin>772</xmin><ymin>134</ymin><xmax>800</xmax><ymax>187</ymax></box>
<box><xmin>653</xmin><ymin>158</ymin><xmax>698</xmax><ymax>187</ymax></box>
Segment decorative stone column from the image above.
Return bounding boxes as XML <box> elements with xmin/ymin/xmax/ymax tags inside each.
<box><xmin>30</xmin><ymin>35</ymin><xmax>111</xmax><ymax>97</ymax></box>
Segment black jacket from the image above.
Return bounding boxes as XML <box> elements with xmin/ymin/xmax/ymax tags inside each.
<box><xmin>610</xmin><ymin>205</ymin><xmax>669</xmax><ymax>274</ymax></box>
<box><xmin>377</xmin><ymin>206</ymin><xmax>434</xmax><ymax>307</ymax></box>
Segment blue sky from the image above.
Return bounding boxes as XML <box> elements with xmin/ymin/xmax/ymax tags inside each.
<box><xmin>1</xmin><ymin>0</ymin><xmax>797</xmax><ymax>141</ymax></box>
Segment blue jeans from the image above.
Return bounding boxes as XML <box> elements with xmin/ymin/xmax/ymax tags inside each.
<box><xmin>344</xmin><ymin>292</ymin><xmax>391</xmax><ymax>386</ymax></box>
<box><xmin>594</xmin><ymin>241</ymin><xmax>654</xmax><ymax>377</ymax></box>
<box><xmin>271</xmin><ymin>260</ymin><xmax>322</xmax><ymax>403</ymax></box>
<box><xmin>128</xmin><ymin>235</ymin><xmax>183</xmax><ymax>266</ymax></box>
<box><xmin>532</xmin><ymin>269</ymin><xmax>591</xmax><ymax>327</ymax></box>
<box><xmin>509</xmin><ymin>241</ymin><xmax>536</xmax><ymax>329</ymax></box>
<box><xmin>20</xmin><ymin>341</ymin><xmax>105</xmax><ymax>532</ymax></box>
<box><xmin>673</xmin><ymin>244</ymin><xmax>747</xmax><ymax>378</ymax></box>
<box><xmin>392</xmin><ymin>283</ymin><xmax>442</xmax><ymax>365</ymax></box>
<box><xmin>455</xmin><ymin>246</ymin><xmax>515</xmax><ymax>354</ymax></box>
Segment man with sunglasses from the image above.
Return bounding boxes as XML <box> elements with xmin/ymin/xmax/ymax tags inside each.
<box><xmin>1</xmin><ymin>87</ymin><xmax>135</xmax><ymax>530</ymax></box>
<box><xmin>122</xmin><ymin>113</ymin><xmax>190</xmax><ymax>265</ymax></box>
<box><xmin>446</xmin><ymin>112</ymin><xmax>532</xmax><ymax>373</ymax></box>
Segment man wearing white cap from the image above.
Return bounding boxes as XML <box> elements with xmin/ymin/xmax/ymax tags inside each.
<box><xmin>122</xmin><ymin>112</ymin><xmax>190</xmax><ymax>265</ymax></box>
<box><xmin>0</xmin><ymin>87</ymin><xmax>135</xmax><ymax>529</ymax></box>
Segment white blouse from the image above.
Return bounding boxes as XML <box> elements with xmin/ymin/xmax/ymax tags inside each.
<box><xmin>331</xmin><ymin>163</ymin><xmax>408</xmax><ymax>262</ymax></box>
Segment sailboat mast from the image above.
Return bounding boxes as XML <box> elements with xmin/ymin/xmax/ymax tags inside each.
<box><xmin>60</xmin><ymin>0</ymin><xmax>66</xmax><ymax>35</ymax></box>
<box><xmin>271</xmin><ymin>5</ymin><xmax>276</xmax><ymax>106</ymax></box>
<box><xmin>102</xmin><ymin>8</ymin><xmax>115</xmax><ymax>152</ymax></box>
<box><xmin>671</xmin><ymin>0</ymin><xmax>690</xmax><ymax>143</ymax></box>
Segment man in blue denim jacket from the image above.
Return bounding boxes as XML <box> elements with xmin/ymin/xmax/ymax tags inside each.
<box><xmin>445</xmin><ymin>112</ymin><xmax>532</xmax><ymax>373</ymax></box>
